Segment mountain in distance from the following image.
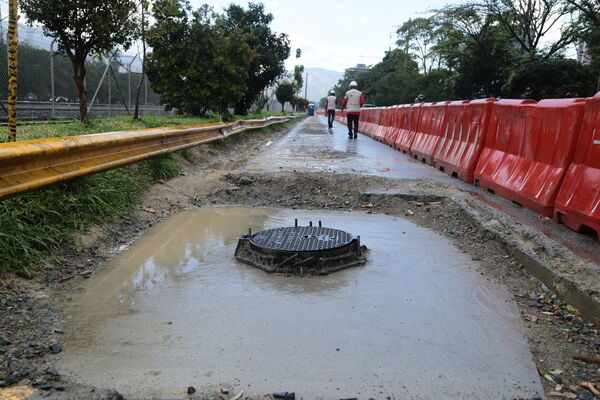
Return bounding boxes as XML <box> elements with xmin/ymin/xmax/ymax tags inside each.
<box><xmin>303</xmin><ymin>67</ymin><xmax>343</xmax><ymax>103</ymax></box>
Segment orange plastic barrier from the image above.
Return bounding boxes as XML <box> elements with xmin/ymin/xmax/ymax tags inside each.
<box><xmin>359</xmin><ymin>108</ymin><xmax>376</xmax><ymax>137</ymax></box>
<box><xmin>358</xmin><ymin>108</ymin><xmax>380</xmax><ymax>137</ymax></box>
<box><xmin>554</xmin><ymin>93</ymin><xmax>600</xmax><ymax>238</ymax></box>
<box><xmin>382</xmin><ymin>105</ymin><xmax>404</xmax><ymax>146</ymax></box>
<box><xmin>373</xmin><ymin>107</ymin><xmax>393</xmax><ymax>142</ymax></box>
<box><xmin>475</xmin><ymin>98</ymin><xmax>586</xmax><ymax>217</ymax></box>
<box><xmin>433</xmin><ymin>99</ymin><xmax>495</xmax><ymax>182</ymax></box>
<box><xmin>409</xmin><ymin>102</ymin><xmax>451</xmax><ymax>165</ymax></box>
<box><xmin>393</xmin><ymin>103</ymin><xmax>422</xmax><ymax>153</ymax></box>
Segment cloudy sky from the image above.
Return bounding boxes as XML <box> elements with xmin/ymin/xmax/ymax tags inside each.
<box><xmin>189</xmin><ymin>0</ymin><xmax>455</xmax><ymax>72</ymax></box>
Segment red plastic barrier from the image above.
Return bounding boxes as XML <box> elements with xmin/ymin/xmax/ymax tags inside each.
<box><xmin>409</xmin><ymin>102</ymin><xmax>451</xmax><ymax>164</ymax></box>
<box><xmin>475</xmin><ymin>98</ymin><xmax>586</xmax><ymax>217</ymax></box>
<box><xmin>554</xmin><ymin>93</ymin><xmax>600</xmax><ymax>238</ymax></box>
<box><xmin>358</xmin><ymin>108</ymin><xmax>375</xmax><ymax>135</ymax></box>
<box><xmin>393</xmin><ymin>103</ymin><xmax>422</xmax><ymax>153</ymax></box>
<box><xmin>367</xmin><ymin>108</ymin><xmax>384</xmax><ymax>137</ymax></box>
<box><xmin>373</xmin><ymin>107</ymin><xmax>393</xmax><ymax>142</ymax></box>
<box><xmin>433</xmin><ymin>99</ymin><xmax>495</xmax><ymax>182</ymax></box>
<box><xmin>383</xmin><ymin>105</ymin><xmax>406</xmax><ymax>147</ymax></box>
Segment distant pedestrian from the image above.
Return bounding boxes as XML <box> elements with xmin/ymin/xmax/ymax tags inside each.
<box><xmin>326</xmin><ymin>90</ymin><xmax>337</xmax><ymax>129</ymax></box>
<box><xmin>342</xmin><ymin>81</ymin><xmax>365</xmax><ymax>139</ymax></box>
<box><xmin>414</xmin><ymin>94</ymin><xmax>425</xmax><ymax>103</ymax></box>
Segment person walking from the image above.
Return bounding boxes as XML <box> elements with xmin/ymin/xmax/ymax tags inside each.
<box><xmin>414</xmin><ymin>94</ymin><xmax>426</xmax><ymax>103</ymax></box>
<box><xmin>341</xmin><ymin>81</ymin><xmax>364</xmax><ymax>139</ymax></box>
<box><xmin>326</xmin><ymin>90</ymin><xmax>337</xmax><ymax>129</ymax></box>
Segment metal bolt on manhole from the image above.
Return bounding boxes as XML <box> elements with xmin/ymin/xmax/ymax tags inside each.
<box><xmin>234</xmin><ymin>219</ymin><xmax>367</xmax><ymax>275</ymax></box>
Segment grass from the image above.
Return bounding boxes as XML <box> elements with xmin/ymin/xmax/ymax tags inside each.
<box><xmin>0</xmin><ymin>111</ymin><xmax>289</xmax><ymax>142</ymax></box>
<box><xmin>0</xmin><ymin>168</ymin><xmax>147</xmax><ymax>273</ymax></box>
<box><xmin>0</xmin><ymin>112</ymin><xmax>299</xmax><ymax>275</ymax></box>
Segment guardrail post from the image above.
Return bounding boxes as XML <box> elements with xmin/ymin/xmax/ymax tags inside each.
<box><xmin>7</xmin><ymin>0</ymin><xmax>18</xmax><ymax>141</ymax></box>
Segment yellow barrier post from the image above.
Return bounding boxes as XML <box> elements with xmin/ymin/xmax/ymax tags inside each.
<box><xmin>7</xmin><ymin>0</ymin><xmax>18</xmax><ymax>142</ymax></box>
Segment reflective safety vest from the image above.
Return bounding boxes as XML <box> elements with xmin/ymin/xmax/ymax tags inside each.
<box><xmin>326</xmin><ymin>95</ymin><xmax>337</xmax><ymax>110</ymax></box>
<box><xmin>345</xmin><ymin>89</ymin><xmax>363</xmax><ymax>113</ymax></box>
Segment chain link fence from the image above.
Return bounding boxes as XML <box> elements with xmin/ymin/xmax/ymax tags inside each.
<box><xmin>0</xmin><ymin>0</ymin><xmax>169</xmax><ymax>122</ymax></box>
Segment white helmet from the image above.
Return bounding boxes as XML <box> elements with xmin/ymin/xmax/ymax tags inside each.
<box><xmin>330</xmin><ymin>90</ymin><xmax>335</xmax><ymax>95</ymax></box>
<box><xmin>349</xmin><ymin>81</ymin><xmax>358</xmax><ymax>88</ymax></box>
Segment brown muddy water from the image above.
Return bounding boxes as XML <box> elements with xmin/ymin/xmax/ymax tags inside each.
<box><xmin>57</xmin><ymin>207</ymin><xmax>543</xmax><ymax>399</ymax></box>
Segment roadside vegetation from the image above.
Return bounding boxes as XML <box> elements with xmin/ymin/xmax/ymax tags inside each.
<box><xmin>0</xmin><ymin>111</ymin><xmax>287</xmax><ymax>142</ymax></box>
<box><xmin>0</xmin><ymin>113</ymin><xmax>299</xmax><ymax>274</ymax></box>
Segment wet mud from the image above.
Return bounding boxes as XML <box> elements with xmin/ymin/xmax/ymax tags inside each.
<box><xmin>57</xmin><ymin>208</ymin><xmax>542</xmax><ymax>399</ymax></box>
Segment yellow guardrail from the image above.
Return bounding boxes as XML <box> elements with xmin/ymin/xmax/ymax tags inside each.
<box><xmin>0</xmin><ymin>115</ymin><xmax>298</xmax><ymax>199</ymax></box>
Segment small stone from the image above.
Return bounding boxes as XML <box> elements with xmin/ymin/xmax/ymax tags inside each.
<box><xmin>0</xmin><ymin>380</ymin><xmax>6</xmax><ymax>387</ymax></box>
<box><xmin>46</xmin><ymin>368</ymin><xmax>60</xmax><ymax>377</ymax></box>
<box><xmin>48</xmin><ymin>344</ymin><xmax>62</xmax><ymax>354</ymax></box>
<box><xmin>39</xmin><ymin>384</ymin><xmax>54</xmax><ymax>391</ymax></box>
<box><xmin>187</xmin><ymin>386</ymin><xmax>196</xmax><ymax>395</ymax></box>
<box><xmin>0</xmin><ymin>338</ymin><xmax>11</xmax><ymax>346</ymax></box>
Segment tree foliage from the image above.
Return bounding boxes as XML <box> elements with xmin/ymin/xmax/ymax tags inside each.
<box><xmin>146</xmin><ymin>1</ymin><xmax>289</xmax><ymax>116</ymax></box>
<box><xmin>275</xmin><ymin>81</ymin><xmax>295</xmax><ymax>112</ymax></box>
<box><xmin>218</xmin><ymin>3</ymin><xmax>290</xmax><ymax>115</ymax></box>
<box><xmin>20</xmin><ymin>0</ymin><xmax>139</xmax><ymax>121</ymax></box>
<box><xmin>146</xmin><ymin>1</ymin><xmax>253</xmax><ymax>117</ymax></box>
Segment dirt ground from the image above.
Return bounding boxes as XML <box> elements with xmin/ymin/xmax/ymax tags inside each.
<box><xmin>2</xmin><ymin>118</ymin><xmax>600</xmax><ymax>400</ymax></box>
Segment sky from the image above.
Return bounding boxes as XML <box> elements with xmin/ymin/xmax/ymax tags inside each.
<box><xmin>189</xmin><ymin>0</ymin><xmax>457</xmax><ymax>72</ymax></box>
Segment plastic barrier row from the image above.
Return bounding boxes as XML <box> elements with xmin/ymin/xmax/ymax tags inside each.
<box><xmin>325</xmin><ymin>92</ymin><xmax>600</xmax><ymax>239</ymax></box>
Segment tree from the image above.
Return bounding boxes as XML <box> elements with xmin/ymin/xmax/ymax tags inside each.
<box><xmin>275</xmin><ymin>81</ymin><xmax>295</xmax><ymax>112</ymax></box>
<box><xmin>294</xmin><ymin>65</ymin><xmax>304</xmax><ymax>92</ymax></box>
<box><xmin>484</xmin><ymin>0</ymin><xmax>579</xmax><ymax>59</ymax></box>
<box><xmin>565</xmin><ymin>0</ymin><xmax>600</xmax><ymax>90</ymax></box>
<box><xmin>146</xmin><ymin>1</ymin><xmax>253</xmax><ymax>117</ymax></box>
<box><xmin>357</xmin><ymin>49</ymin><xmax>420</xmax><ymax>105</ymax></box>
<box><xmin>502</xmin><ymin>57</ymin><xmax>597</xmax><ymax>98</ymax></box>
<box><xmin>396</xmin><ymin>17</ymin><xmax>441</xmax><ymax>74</ymax></box>
<box><xmin>218</xmin><ymin>3</ymin><xmax>290</xmax><ymax>115</ymax></box>
<box><xmin>20</xmin><ymin>0</ymin><xmax>138</xmax><ymax>121</ymax></box>
<box><xmin>433</xmin><ymin>3</ymin><xmax>518</xmax><ymax>98</ymax></box>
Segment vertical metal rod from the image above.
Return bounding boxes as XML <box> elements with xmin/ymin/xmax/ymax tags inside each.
<box><xmin>50</xmin><ymin>40</ymin><xmax>55</xmax><ymax>119</ymax></box>
<box><xmin>128</xmin><ymin>70</ymin><xmax>131</xmax><ymax>110</ymax></box>
<box><xmin>7</xmin><ymin>0</ymin><xmax>18</xmax><ymax>141</ymax></box>
<box><xmin>294</xmin><ymin>218</ymin><xmax>298</xmax><ymax>227</ymax></box>
<box><xmin>108</xmin><ymin>67</ymin><xmax>112</xmax><ymax>117</ymax></box>
<box><xmin>318</xmin><ymin>221</ymin><xmax>322</xmax><ymax>228</ymax></box>
<box><xmin>309</xmin><ymin>221</ymin><xmax>313</xmax><ymax>227</ymax></box>
<box><xmin>248</xmin><ymin>228</ymin><xmax>252</xmax><ymax>235</ymax></box>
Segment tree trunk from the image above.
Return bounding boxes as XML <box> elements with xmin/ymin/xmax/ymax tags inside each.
<box><xmin>72</xmin><ymin>58</ymin><xmax>88</xmax><ymax>122</ymax></box>
<box><xmin>281</xmin><ymin>102</ymin><xmax>284</xmax><ymax>112</ymax></box>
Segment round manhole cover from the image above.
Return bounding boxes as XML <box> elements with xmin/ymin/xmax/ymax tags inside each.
<box><xmin>249</xmin><ymin>226</ymin><xmax>353</xmax><ymax>252</ymax></box>
<box><xmin>235</xmin><ymin>221</ymin><xmax>367</xmax><ymax>275</ymax></box>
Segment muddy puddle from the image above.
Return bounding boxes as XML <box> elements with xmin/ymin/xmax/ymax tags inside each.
<box><xmin>57</xmin><ymin>207</ymin><xmax>543</xmax><ymax>399</ymax></box>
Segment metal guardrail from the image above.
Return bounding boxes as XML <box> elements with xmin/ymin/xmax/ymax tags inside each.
<box><xmin>0</xmin><ymin>115</ymin><xmax>298</xmax><ymax>199</ymax></box>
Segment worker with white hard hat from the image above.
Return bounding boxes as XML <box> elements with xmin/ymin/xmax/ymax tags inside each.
<box><xmin>325</xmin><ymin>90</ymin><xmax>337</xmax><ymax>129</ymax></box>
<box><xmin>341</xmin><ymin>81</ymin><xmax>365</xmax><ymax>139</ymax></box>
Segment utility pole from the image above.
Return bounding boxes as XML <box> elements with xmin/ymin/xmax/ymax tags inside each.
<box><xmin>7</xmin><ymin>0</ymin><xmax>18</xmax><ymax>141</ymax></box>
<box><xmin>304</xmin><ymin>73</ymin><xmax>308</xmax><ymax>101</ymax></box>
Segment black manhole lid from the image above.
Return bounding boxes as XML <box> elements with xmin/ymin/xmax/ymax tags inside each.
<box><xmin>249</xmin><ymin>226</ymin><xmax>353</xmax><ymax>252</ymax></box>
